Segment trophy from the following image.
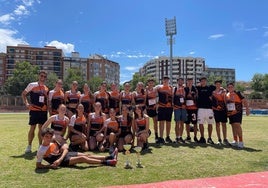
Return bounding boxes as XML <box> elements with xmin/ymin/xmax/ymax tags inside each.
<box><xmin>123</xmin><ymin>144</ymin><xmax>132</xmax><ymax>169</ymax></box>
<box><xmin>134</xmin><ymin>146</ymin><xmax>143</xmax><ymax>168</ymax></box>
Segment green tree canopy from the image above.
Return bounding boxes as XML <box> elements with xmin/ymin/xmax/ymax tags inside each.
<box><xmin>88</xmin><ymin>76</ymin><xmax>104</xmax><ymax>93</ymax></box>
<box><xmin>46</xmin><ymin>72</ymin><xmax>60</xmax><ymax>90</ymax></box>
<box><xmin>63</xmin><ymin>68</ymin><xmax>84</xmax><ymax>91</ymax></box>
<box><xmin>4</xmin><ymin>61</ymin><xmax>39</xmax><ymax>96</ymax></box>
<box><xmin>251</xmin><ymin>73</ymin><xmax>264</xmax><ymax>92</ymax></box>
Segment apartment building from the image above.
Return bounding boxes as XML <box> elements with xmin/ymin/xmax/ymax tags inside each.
<box><xmin>6</xmin><ymin>45</ymin><xmax>63</xmax><ymax>79</ymax></box>
<box><xmin>206</xmin><ymin>67</ymin><xmax>235</xmax><ymax>84</ymax></box>
<box><xmin>140</xmin><ymin>56</ymin><xmax>206</xmax><ymax>85</ymax></box>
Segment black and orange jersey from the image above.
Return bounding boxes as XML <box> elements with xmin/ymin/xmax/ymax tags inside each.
<box><xmin>135</xmin><ymin>118</ymin><xmax>147</xmax><ymax>132</ymax></box>
<box><xmin>70</xmin><ymin>114</ymin><xmax>87</xmax><ymax>133</ymax></box>
<box><xmin>118</xmin><ymin>115</ymin><xmax>132</xmax><ymax>134</ymax></box>
<box><xmin>226</xmin><ymin>91</ymin><xmax>244</xmax><ymax>116</ymax></box>
<box><xmin>51</xmin><ymin>115</ymin><xmax>69</xmax><ymax>132</ymax></box>
<box><xmin>173</xmin><ymin>86</ymin><xmax>186</xmax><ymax>109</ymax></box>
<box><xmin>89</xmin><ymin>113</ymin><xmax>104</xmax><ymax>131</ymax></box>
<box><xmin>24</xmin><ymin>82</ymin><xmax>49</xmax><ymax>111</ymax></box>
<box><xmin>49</xmin><ymin>89</ymin><xmax>64</xmax><ymax>115</ymax></box>
<box><xmin>105</xmin><ymin>118</ymin><xmax>119</xmax><ymax>135</ymax></box>
<box><xmin>94</xmin><ymin>91</ymin><xmax>109</xmax><ymax>113</ymax></box>
<box><xmin>184</xmin><ymin>86</ymin><xmax>198</xmax><ymax>110</ymax></box>
<box><xmin>146</xmin><ymin>87</ymin><xmax>157</xmax><ymax>109</ymax></box>
<box><xmin>120</xmin><ymin>91</ymin><xmax>133</xmax><ymax>106</ymax></box>
<box><xmin>157</xmin><ymin>85</ymin><xmax>173</xmax><ymax>107</ymax></box>
<box><xmin>80</xmin><ymin>94</ymin><xmax>93</xmax><ymax>114</ymax></box>
<box><xmin>109</xmin><ymin>90</ymin><xmax>120</xmax><ymax>109</ymax></box>
<box><xmin>65</xmin><ymin>90</ymin><xmax>80</xmax><ymax>106</ymax></box>
<box><xmin>133</xmin><ymin>91</ymin><xmax>146</xmax><ymax>105</ymax></box>
<box><xmin>36</xmin><ymin>142</ymin><xmax>61</xmax><ymax>164</ymax></box>
<box><xmin>212</xmin><ymin>89</ymin><xmax>226</xmax><ymax>111</ymax></box>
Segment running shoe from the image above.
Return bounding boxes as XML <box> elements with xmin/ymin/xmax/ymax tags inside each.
<box><xmin>223</xmin><ymin>139</ymin><xmax>229</xmax><ymax>145</ymax></box>
<box><xmin>230</xmin><ymin>141</ymin><xmax>238</xmax><ymax>147</ymax></box>
<box><xmin>25</xmin><ymin>145</ymin><xmax>32</xmax><ymax>153</ymax></box>
<box><xmin>185</xmin><ymin>136</ymin><xmax>191</xmax><ymax>142</ymax></box>
<box><xmin>238</xmin><ymin>142</ymin><xmax>244</xmax><ymax>148</ymax></box>
<box><xmin>106</xmin><ymin>159</ymin><xmax>117</xmax><ymax>166</ymax></box>
<box><xmin>194</xmin><ymin>136</ymin><xmax>198</xmax><ymax>142</ymax></box>
<box><xmin>207</xmin><ymin>138</ymin><xmax>215</xmax><ymax>144</ymax></box>
<box><xmin>198</xmin><ymin>137</ymin><xmax>206</xmax><ymax>144</ymax></box>
<box><xmin>165</xmin><ymin>136</ymin><xmax>173</xmax><ymax>143</ymax></box>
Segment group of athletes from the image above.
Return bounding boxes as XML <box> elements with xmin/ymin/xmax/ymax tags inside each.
<box><xmin>21</xmin><ymin>70</ymin><xmax>249</xmax><ymax>169</ymax></box>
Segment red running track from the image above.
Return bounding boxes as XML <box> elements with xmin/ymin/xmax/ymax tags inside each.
<box><xmin>106</xmin><ymin>171</ymin><xmax>268</xmax><ymax>188</ymax></box>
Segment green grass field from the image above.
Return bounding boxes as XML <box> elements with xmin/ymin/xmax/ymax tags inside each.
<box><xmin>0</xmin><ymin>113</ymin><xmax>267</xmax><ymax>188</ymax></box>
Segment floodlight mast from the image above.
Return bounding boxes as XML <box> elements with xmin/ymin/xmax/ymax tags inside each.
<box><xmin>165</xmin><ymin>16</ymin><xmax>177</xmax><ymax>85</ymax></box>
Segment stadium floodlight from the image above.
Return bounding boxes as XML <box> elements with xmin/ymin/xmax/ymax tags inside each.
<box><xmin>165</xmin><ymin>17</ymin><xmax>177</xmax><ymax>85</ymax></box>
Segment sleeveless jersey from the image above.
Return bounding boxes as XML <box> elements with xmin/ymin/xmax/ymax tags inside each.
<box><xmin>135</xmin><ymin>117</ymin><xmax>147</xmax><ymax>132</ymax></box>
<box><xmin>51</xmin><ymin>115</ymin><xmax>69</xmax><ymax>132</ymax></box>
<box><xmin>184</xmin><ymin>86</ymin><xmax>198</xmax><ymax>110</ymax></box>
<box><xmin>89</xmin><ymin>113</ymin><xmax>104</xmax><ymax>131</ymax></box>
<box><xmin>157</xmin><ymin>85</ymin><xmax>173</xmax><ymax>107</ymax></box>
<box><xmin>120</xmin><ymin>91</ymin><xmax>133</xmax><ymax>105</ymax></box>
<box><xmin>226</xmin><ymin>91</ymin><xmax>244</xmax><ymax>116</ymax></box>
<box><xmin>212</xmin><ymin>89</ymin><xmax>226</xmax><ymax>111</ymax></box>
<box><xmin>49</xmin><ymin>89</ymin><xmax>64</xmax><ymax>115</ymax></box>
<box><xmin>95</xmin><ymin>91</ymin><xmax>109</xmax><ymax>113</ymax></box>
<box><xmin>80</xmin><ymin>93</ymin><xmax>93</xmax><ymax>114</ymax></box>
<box><xmin>173</xmin><ymin>86</ymin><xmax>186</xmax><ymax>109</ymax></box>
<box><xmin>109</xmin><ymin>90</ymin><xmax>120</xmax><ymax>109</ymax></box>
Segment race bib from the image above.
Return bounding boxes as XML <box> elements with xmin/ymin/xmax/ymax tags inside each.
<box><xmin>39</xmin><ymin>96</ymin><xmax>45</xmax><ymax>103</ymax></box>
<box><xmin>148</xmin><ymin>98</ymin><xmax>156</xmax><ymax>106</ymax></box>
<box><xmin>180</xmin><ymin>98</ymin><xmax>184</xmax><ymax>103</ymax></box>
<box><xmin>227</xmin><ymin>103</ymin><xmax>235</xmax><ymax>111</ymax></box>
<box><xmin>186</xmin><ymin>100</ymin><xmax>194</xmax><ymax>106</ymax></box>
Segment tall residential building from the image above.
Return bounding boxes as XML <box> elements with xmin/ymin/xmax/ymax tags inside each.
<box><xmin>63</xmin><ymin>52</ymin><xmax>88</xmax><ymax>80</ymax></box>
<box><xmin>88</xmin><ymin>54</ymin><xmax>120</xmax><ymax>85</ymax></box>
<box><xmin>6</xmin><ymin>45</ymin><xmax>63</xmax><ymax>79</ymax></box>
<box><xmin>206</xmin><ymin>67</ymin><xmax>235</xmax><ymax>84</ymax></box>
<box><xmin>3</xmin><ymin>45</ymin><xmax>120</xmax><ymax>86</ymax></box>
<box><xmin>140</xmin><ymin>56</ymin><xmax>206</xmax><ymax>85</ymax></box>
<box><xmin>0</xmin><ymin>53</ymin><xmax>6</xmax><ymax>86</ymax></box>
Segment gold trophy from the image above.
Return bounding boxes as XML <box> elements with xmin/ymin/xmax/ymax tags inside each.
<box><xmin>134</xmin><ymin>146</ymin><xmax>143</xmax><ymax>168</ymax></box>
<box><xmin>123</xmin><ymin>144</ymin><xmax>132</xmax><ymax>169</ymax></box>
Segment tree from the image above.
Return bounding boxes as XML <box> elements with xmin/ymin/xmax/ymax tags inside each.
<box><xmin>63</xmin><ymin>68</ymin><xmax>84</xmax><ymax>91</ymax></box>
<box><xmin>131</xmin><ymin>73</ymin><xmax>151</xmax><ymax>91</ymax></box>
<box><xmin>207</xmin><ymin>75</ymin><xmax>226</xmax><ymax>87</ymax></box>
<box><xmin>46</xmin><ymin>72</ymin><xmax>59</xmax><ymax>90</ymax></box>
<box><xmin>251</xmin><ymin>73</ymin><xmax>264</xmax><ymax>92</ymax></box>
<box><xmin>248</xmin><ymin>91</ymin><xmax>263</xmax><ymax>99</ymax></box>
<box><xmin>4</xmin><ymin>61</ymin><xmax>39</xmax><ymax>96</ymax></box>
<box><xmin>88</xmin><ymin>76</ymin><xmax>104</xmax><ymax>93</ymax></box>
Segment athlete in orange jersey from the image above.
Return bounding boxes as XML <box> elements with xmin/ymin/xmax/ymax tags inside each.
<box><xmin>104</xmin><ymin>108</ymin><xmax>121</xmax><ymax>152</ymax></box>
<box><xmin>80</xmin><ymin>83</ymin><xmax>94</xmax><ymax>115</ymax></box>
<box><xmin>156</xmin><ymin>75</ymin><xmax>173</xmax><ymax>144</ymax></box>
<box><xmin>22</xmin><ymin>70</ymin><xmax>49</xmax><ymax>153</ymax></box>
<box><xmin>173</xmin><ymin>78</ymin><xmax>187</xmax><ymax>143</ymax></box>
<box><xmin>225</xmin><ymin>82</ymin><xmax>249</xmax><ymax>148</ymax></box>
<box><xmin>117</xmin><ymin>105</ymin><xmax>134</xmax><ymax>151</ymax></box>
<box><xmin>108</xmin><ymin>83</ymin><xmax>120</xmax><ymax>115</ymax></box>
<box><xmin>134</xmin><ymin>105</ymin><xmax>150</xmax><ymax>149</ymax></box>
<box><xmin>94</xmin><ymin>81</ymin><xmax>109</xmax><ymax>115</ymax></box>
<box><xmin>36</xmin><ymin>128</ymin><xmax>118</xmax><ymax>169</ymax></box>
<box><xmin>132</xmin><ymin>82</ymin><xmax>146</xmax><ymax>111</ymax></box>
<box><xmin>120</xmin><ymin>82</ymin><xmax>133</xmax><ymax>112</ymax></box>
<box><xmin>42</xmin><ymin>104</ymin><xmax>69</xmax><ymax>145</ymax></box>
<box><xmin>48</xmin><ymin>79</ymin><xmax>64</xmax><ymax>116</ymax></box>
<box><xmin>184</xmin><ymin>77</ymin><xmax>198</xmax><ymax>142</ymax></box>
<box><xmin>212</xmin><ymin>80</ymin><xmax>229</xmax><ymax>145</ymax></box>
<box><xmin>69</xmin><ymin>104</ymin><xmax>88</xmax><ymax>151</ymax></box>
<box><xmin>64</xmin><ymin>81</ymin><xmax>81</xmax><ymax>118</ymax></box>
<box><xmin>145</xmin><ymin>78</ymin><xmax>158</xmax><ymax>143</ymax></box>
<box><xmin>87</xmin><ymin>102</ymin><xmax>107</xmax><ymax>151</ymax></box>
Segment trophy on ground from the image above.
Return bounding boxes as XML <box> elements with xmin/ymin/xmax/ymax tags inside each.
<box><xmin>134</xmin><ymin>146</ymin><xmax>143</xmax><ymax>168</ymax></box>
<box><xmin>123</xmin><ymin>144</ymin><xmax>132</xmax><ymax>169</ymax></box>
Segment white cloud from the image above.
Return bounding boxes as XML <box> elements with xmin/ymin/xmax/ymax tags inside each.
<box><xmin>245</xmin><ymin>27</ymin><xmax>258</xmax><ymax>31</ymax></box>
<box><xmin>108</xmin><ymin>50</ymin><xmax>155</xmax><ymax>59</ymax></box>
<box><xmin>14</xmin><ymin>5</ymin><xmax>29</xmax><ymax>16</ymax></box>
<box><xmin>189</xmin><ymin>51</ymin><xmax>195</xmax><ymax>55</ymax></box>
<box><xmin>22</xmin><ymin>0</ymin><xmax>39</xmax><ymax>7</ymax></box>
<box><xmin>125</xmin><ymin>66</ymin><xmax>138</xmax><ymax>71</ymax></box>
<box><xmin>0</xmin><ymin>28</ymin><xmax>28</xmax><ymax>52</ymax></box>
<box><xmin>46</xmin><ymin>40</ymin><xmax>75</xmax><ymax>55</ymax></box>
<box><xmin>208</xmin><ymin>34</ymin><xmax>224</xmax><ymax>40</ymax></box>
<box><xmin>0</xmin><ymin>14</ymin><xmax>14</xmax><ymax>25</ymax></box>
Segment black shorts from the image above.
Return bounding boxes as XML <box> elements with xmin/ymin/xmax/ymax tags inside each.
<box><xmin>146</xmin><ymin>109</ymin><xmax>157</xmax><ymax>118</ymax></box>
<box><xmin>185</xmin><ymin>109</ymin><xmax>197</xmax><ymax>124</ymax></box>
<box><xmin>229</xmin><ymin>112</ymin><xmax>243</xmax><ymax>124</ymax></box>
<box><xmin>213</xmin><ymin>110</ymin><xmax>227</xmax><ymax>123</ymax></box>
<box><xmin>60</xmin><ymin>152</ymin><xmax>78</xmax><ymax>167</ymax></box>
<box><xmin>29</xmin><ymin>111</ymin><xmax>47</xmax><ymax>125</ymax></box>
<box><xmin>157</xmin><ymin>107</ymin><xmax>173</xmax><ymax>122</ymax></box>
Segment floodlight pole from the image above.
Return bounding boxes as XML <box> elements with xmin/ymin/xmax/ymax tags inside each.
<box><xmin>165</xmin><ymin>17</ymin><xmax>177</xmax><ymax>86</ymax></box>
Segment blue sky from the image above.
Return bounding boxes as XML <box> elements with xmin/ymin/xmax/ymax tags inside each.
<box><xmin>0</xmin><ymin>0</ymin><xmax>268</xmax><ymax>83</ymax></box>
